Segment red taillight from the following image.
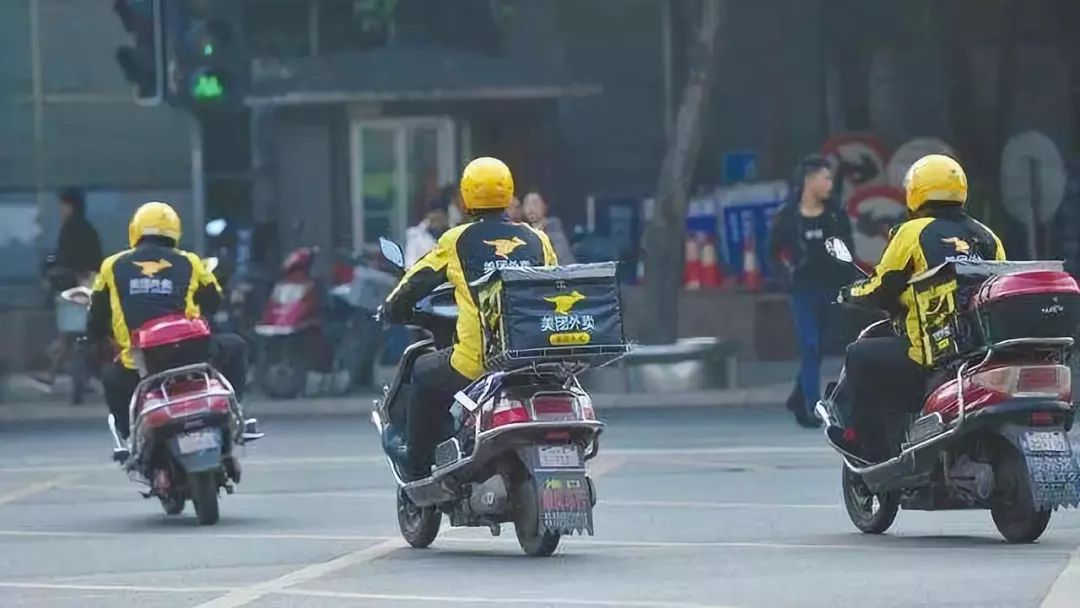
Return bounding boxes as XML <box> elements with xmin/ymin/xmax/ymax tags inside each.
<box><xmin>486</xmin><ymin>396</ymin><xmax>531</xmax><ymax>429</ymax></box>
<box><xmin>1030</xmin><ymin>411</ymin><xmax>1058</xmax><ymax>426</ymax></box>
<box><xmin>970</xmin><ymin>365</ymin><xmax>1071</xmax><ymax>402</ymax></box>
<box><xmin>532</xmin><ymin>395</ymin><xmax>574</xmax><ymax>416</ymax></box>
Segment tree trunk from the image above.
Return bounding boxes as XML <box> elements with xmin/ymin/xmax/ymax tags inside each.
<box><xmin>639</xmin><ymin>0</ymin><xmax>728</xmax><ymax>345</ymax></box>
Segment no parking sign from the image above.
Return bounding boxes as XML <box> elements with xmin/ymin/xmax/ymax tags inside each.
<box><xmin>846</xmin><ymin>185</ymin><xmax>907</xmax><ymax>268</ymax></box>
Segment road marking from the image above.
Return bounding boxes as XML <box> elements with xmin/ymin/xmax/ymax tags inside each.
<box><xmin>0</xmin><ymin>474</ymin><xmax>81</xmax><ymax>506</ymax></box>
<box><xmin>1041</xmin><ymin>546</ymin><xmax>1080</xmax><ymax>608</ymax></box>
<box><xmin>0</xmin><ymin>581</ymin><xmax>736</xmax><ymax>608</ymax></box>
<box><xmin>190</xmin><ymin>538</ymin><xmax>403</xmax><ymax>608</ymax></box>
<box><xmin>275</xmin><ymin>588</ymin><xmax>737</xmax><ymax>608</ymax></box>
<box><xmin>600</xmin><ymin>499</ymin><xmax>840</xmax><ymax>510</ymax></box>
<box><xmin>588</xmin><ymin>454</ymin><xmax>625</xmax><ymax>478</ymax></box>
<box><xmin>0</xmin><ymin>581</ymin><xmax>230</xmax><ymax>594</ymax></box>
<box><xmin>0</xmin><ymin>528</ymin><xmax>1071</xmax><ymax>556</ymax></box>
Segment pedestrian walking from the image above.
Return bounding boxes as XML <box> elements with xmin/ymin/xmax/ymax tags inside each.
<box><xmin>768</xmin><ymin>156</ymin><xmax>854</xmax><ymax>428</ymax></box>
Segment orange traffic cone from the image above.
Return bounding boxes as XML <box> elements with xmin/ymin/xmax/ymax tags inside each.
<box><xmin>683</xmin><ymin>236</ymin><xmax>702</xmax><ymax>290</ymax></box>
<box><xmin>742</xmin><ymin>235</ymin><xmax>762</xmax><ymax>292</ymax></box>
<box><xmin>700</xmin><ymin>237</ymin><xmax>724</xmax><ymax>288</ymax></box>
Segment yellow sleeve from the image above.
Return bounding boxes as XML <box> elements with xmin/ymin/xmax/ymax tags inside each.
<box><xmin>540</xmin><ymin>232</ymin><xmax>558</xmax><ymax>266</ymax></box>
<box><xmin>848</xmin><ymin>218</ymin><xmax>931</xmax><ymax>308</ymax></box>
<box><xmin>383</xmin><ymin>228</ymin><xmax>459</xmax><ymax>322</ymax></box>
<box><xmin>992</xmin><ymin>232</ymin><xmax>1006</xmax><ymax>261</ymax></box>
<box><xmin>526</xmin><ymin>225</ymin><xmax>558</xmax><ymax>265</ymax></box>
<box><xmin>187</xmin><ymin>253</ymin><xmax>223</xmax><ymax>294</ymax></box>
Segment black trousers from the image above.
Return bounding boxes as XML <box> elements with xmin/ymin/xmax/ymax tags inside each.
<box><xmin>846</xmin><ymin>336</ymin><xmax>928</xmax><ymax>461</ymax></box>
<box><xmin>104</xmin><ymin>333</ymin><xmax>248</xmax><ymax>438</ymax></box>
<box><xmin>407</xmin><ymin>348</ymin><xmax>471</xmax><ymax>476</ymax></box>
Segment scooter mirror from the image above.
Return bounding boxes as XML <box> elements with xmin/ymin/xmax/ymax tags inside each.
<box><xmin>825</xmin><ymin>237</ymin><xmax>854</xmax><ymax>264</ymax></box>
<box><xmin>205</xmin><ymin>218</ymin><xmax>228</xmax><ymax>237</ymax></box>
<box><xmin>203</xmin><ymin>257</ymin><xmax>220</xmax><ymax>273</ymax></box>
<box><xmin>379</xmin><ymin>237</ymin><xmax>405</xmax><ymax>270</ymax></box>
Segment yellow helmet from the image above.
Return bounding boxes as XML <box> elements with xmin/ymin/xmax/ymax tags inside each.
<box><xmin>903</xmin><ymin>154</ymin><xmax>968</xmax><ymax>212</ymax></box>
<box><xmin>460</xmin><ymin>157</ymin><xmax>514</xmax><ymax>212</ymax></box>
<box><xmin>129</xmin><ymin>202</ymin><xmax>182</xmax><ymax>248</ymax></box>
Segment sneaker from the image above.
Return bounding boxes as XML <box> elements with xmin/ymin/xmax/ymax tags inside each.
<box><xmin>26</xmin><ymin>372</ymin><xmax>55</xmax><ymax>394</ymax></box>
<box><xmin>795</xmin><ymin>408</ymin><xmax>823</xmax><ymax>429</ymax></box>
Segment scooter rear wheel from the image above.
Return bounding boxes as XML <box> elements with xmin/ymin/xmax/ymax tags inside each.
<box><xmin>190</xmin><ymin>471</ymin><xmax>220</xmax><ymax>526</ymax></box>
<box><xmin>842</xmin><ymin>465</ymin><xmax>899</xmax><ymax>534</ymax></box>
<box><xmin>397</xmin><ymin>488</ymin><xmax>440</xmax><ymax>548</ymax></box>
<box><xmin>512</xmin><ymin>474</ymin><xmax>561</xmax><ymax>557</ymax></box>
<box><xmin>991</xmin><ymin>444</ymin><xmax>1051</xmax><ymax>544</ymax></box>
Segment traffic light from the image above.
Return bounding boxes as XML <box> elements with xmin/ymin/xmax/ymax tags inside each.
<box><xmin>169</xmin><ymin>0</ymin><xmax>248</xmax><ymax>109</ymax></box>
<box><xmin>113</xmin><ymin>0</ymin><xmax>164</xmax><ymax>104</ymax></box>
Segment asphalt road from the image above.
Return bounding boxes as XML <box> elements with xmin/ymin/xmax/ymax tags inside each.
<box><xmin>1</xmin><ymin>407</ymin><xmax>1079</xmax><ymax>608</ymax></box>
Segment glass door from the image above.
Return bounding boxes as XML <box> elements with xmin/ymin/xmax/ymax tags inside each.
<box><xmin>350</xmin><ymin>117</ymin><xmax>456</xmax><ymax>250</ymax></box>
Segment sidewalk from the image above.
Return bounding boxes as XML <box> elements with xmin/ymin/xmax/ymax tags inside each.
<box><xmin>0</xmin><ymin>358</ymin><xmax>840</xmax><ymax>423</ymax></box>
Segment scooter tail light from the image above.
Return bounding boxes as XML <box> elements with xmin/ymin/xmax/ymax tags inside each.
<box><xmin>970</xmin><ymin>365</ymin><xmax>1070</xmax><ymax>401</ymax></box>
<box><xmin>484</xmin><ymin>395</ymin><xmax>531</xmax><ymax>430</ymax></box>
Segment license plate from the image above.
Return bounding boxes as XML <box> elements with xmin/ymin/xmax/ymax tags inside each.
<box><xmin>1025</xmin><ymin>431</ymin><xmax>1070</xmax><ymax>453</ymax></box>
<box><xmin>177</xmin><ymin>430</ymin><xmax>220</xmax><ymax>454</ymax></box>
<box><xmin>538</xmin><ymin>445</ymin><xmax>580</xmax><ymax>468</ymax></box>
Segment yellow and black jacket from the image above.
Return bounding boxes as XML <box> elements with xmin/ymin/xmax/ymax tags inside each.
<box><xmin>88</xmin><ymin>239</ymin><xmax>222</xmax><ymax>369</ymax></box>
<box><xmin>384</xmin><ymin>214</ymin><xmax>557</xmax><ymax>379</ymax></box>
<box><xmin>846</xmin><ymin>204</ymin><xmax>1005</xmax><ymax>364</ymax></box>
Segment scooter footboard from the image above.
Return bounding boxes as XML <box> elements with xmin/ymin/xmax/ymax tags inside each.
<box><xmin>168</xmin><ymin>428</ymin><xmax>226</xmax><ymax>474</ymax></box>
<box><xmin>518</xmin><ymin>445</ymin><xmax>594</xmax><ymax>536</ymax></box>
<box><xmin>1000</xmin><ymin>423</ymin><xmax>1080</xmax><ymax>510</ymax></box>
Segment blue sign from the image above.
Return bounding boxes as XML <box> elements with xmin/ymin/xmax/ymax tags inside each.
<box><xmin>722</xmin><ymin>201</ymin><xmax>781</xmax><ymax>279</ymax></box>
<box><xmin>724</xmin><ymin>151</ymin><xmax>758</xmax><ymax>184</ymax></box>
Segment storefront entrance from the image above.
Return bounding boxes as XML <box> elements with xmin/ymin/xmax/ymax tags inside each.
<box><xmin>349</xmin><ymin>117</ymin><xmax>457</xmax><ymax>249</ymax></box>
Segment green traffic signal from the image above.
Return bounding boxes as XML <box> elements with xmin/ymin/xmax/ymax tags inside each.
<box><xmin>202</xmin><ymin>43</ymin><xmax>214</xmax><ymax>56</ymax></box>
<box><xmin>192</xmin><ymin>72</ymin><xmax>224</xmax><ymax>100</ymax></box>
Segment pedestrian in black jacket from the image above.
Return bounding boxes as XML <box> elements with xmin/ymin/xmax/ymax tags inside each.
<box><xmin>55</xmin><ymin>187</ymin><xmax>103</xmax><ymax>278</ymax></box>
<box><xmin>31</xmin><ymin>188</ymin><xmax>104</xmax><ymax>391</ymax></box>
<box><xmin>768</xmin><ymin>156</ymin><xmax>854</xmax><ymax>428</ymax></box>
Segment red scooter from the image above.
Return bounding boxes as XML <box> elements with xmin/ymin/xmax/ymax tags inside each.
<box><xmin>62</xmin><ymin>282</ymin><xmax>263</xmax><ymax>526</ymax></box>
<box><xmin>255</xmin><ymin>247</ymin><xmax>333</xmax><ymax>398</ymax></box>
<box><xmin>817</xmin><ymin>238</ymin><xmax>1080</xmax><ymax>543</ymax></box>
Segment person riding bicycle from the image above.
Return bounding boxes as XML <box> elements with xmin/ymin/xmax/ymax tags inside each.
<box><xmin>837</xmin><ymin>154</ymin><xmax>1005</xmax><ymax>462</ymax></box>
<box><xmin>87</xmin><ymin>202</ymin><xmax>248</xmax><ymax>439</ymax></box>
<box><xmin>382</xmin><ymin>157</ymin><xmax>558</xmax><ymax>480</ymax></box>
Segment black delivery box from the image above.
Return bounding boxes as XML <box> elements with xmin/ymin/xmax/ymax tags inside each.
<box><xmin>477</xmin><ymin>262</ymin><xmax>627</xmax><ymax>369</ymax></box>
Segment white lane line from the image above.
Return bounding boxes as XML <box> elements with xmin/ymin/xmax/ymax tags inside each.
<box><xmin>275</xmin><ymin>587</ymin><xmax>736</xmax><ymax>608</ymax></box>
<box><xmin>0</xmin><ymin>528</ymin><xmax>1071</xmax><ymax>556</ymax></box>
<box><xmin>190</xmin><ymin>539</ymin><xmax>403</xmax><ymax>608</ymax></box>
<box><xmin>0</xmin><ymin>581</ymin><xmax>735</xmax><ymax>608</ymax></box>
<box><xmin>600</xmin><ymin>499</ymin><xmax>840</xmax><ymax>510</ymax></box>
<box><xmin>1040</xmin><ymin>546</ymin><xmax>1080</xmax><ymax>608</ymax></box>
<box><xmin>588</xmin><ymin>454</ymin><xmax>625</xmax><ymax>478</ymax></box>
<box><xmin>0</xmin><ymin>474</ymin><xmax>81</xmax><ymax>506</ymax></box>
<box><xmin>0</xmin><ymin>581</ymin><xmax>229</xmax><ymax>594</ymax></box>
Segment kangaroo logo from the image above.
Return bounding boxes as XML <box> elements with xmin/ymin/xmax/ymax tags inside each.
<box><xmin>484</xmin><ymin>237</ymin><xmax>526</xmax><ymax>259</ymax></box>
<box><xmin>942</xmin><ymin>237</ymin><xmax>971</xmax><ymax>254</ymax></box>
<box><xmin>133</xmin><ymin>259</ymin><xmax>172</xmax><ymax>277</ymax></box>
<box><xmin>545</xmin><ymin>291</ymin><xmax>586</xmax><ymax>315</ymax></box>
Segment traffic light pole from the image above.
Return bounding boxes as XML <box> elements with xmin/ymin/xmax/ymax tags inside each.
<box><xmin>190</xmin><ymin>114</ymin><xmax>206</xmax><ymax>254</ymax></box>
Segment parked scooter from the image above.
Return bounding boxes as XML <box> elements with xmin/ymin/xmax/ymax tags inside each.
<box><xmin>372</xmin><ymin>238</ymin><xmax>627</xmax><ymax>556</ymax></box>
<box><xmin>817</xmin><ymin>237</ymin><xmax>1080</xmax><ymax>543</ymax></box>
<box><xmin>255</xmin><ymin>246</ymin><xmax>363</xmax><ymax>398</ymax></box>
<box><xmin>61</xmin><ymin>260</ymin><xmax>263</xmax><ymax>526</ymax></box>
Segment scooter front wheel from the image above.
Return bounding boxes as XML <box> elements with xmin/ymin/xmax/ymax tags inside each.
<box><xmin>397</xmin><ymin>488</ymin><xmax>440</xmax><ymax>548</ymax></box>
<box><xmin>841</xmin><ymin>465</ymin><xmax>899</xmax><ymax>534</ymax></box>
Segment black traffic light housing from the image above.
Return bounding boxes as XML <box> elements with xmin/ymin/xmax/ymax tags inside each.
<box><xmin>167</xmin><ymin>0</ymin><xmax>248</xmax><ymax>111</ymax></box>
<box><xmin>113</xmin><ymin>0</ymin><xmax>164</xmax><ymax>104</ymax></box>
